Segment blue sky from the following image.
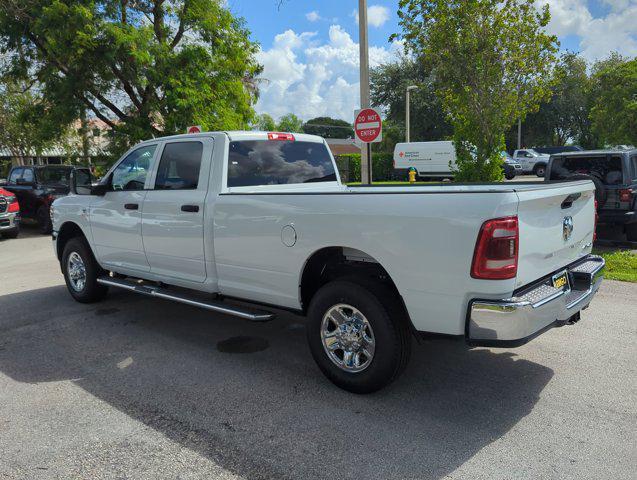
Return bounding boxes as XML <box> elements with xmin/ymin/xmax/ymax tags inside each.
<box><xmin>226</xmin><ymin>1</ymin><xmax>637</xmax><ymax>121</ymax></box>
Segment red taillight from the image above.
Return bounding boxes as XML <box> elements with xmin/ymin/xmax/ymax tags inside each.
<box><xmin>619</xmin><ymin>189</ymin><xmax>633</xmax><ymax>203</ymax></box>
<box><xmin>471</xmin><ymin>216</ymin><xmax>519</xmax><ymax>280</ymax></box>
<box><xmin>267</xmin><ymin>132</ymin><xmax>295</xmax><ymax>141</ymax></box>
<box><xmin>593</xmin><ymin>199</ymin><xmax>599</xmax><ymax>242</ymax></box>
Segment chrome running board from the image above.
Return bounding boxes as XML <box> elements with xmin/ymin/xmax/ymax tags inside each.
<box><xmin>96</xmin><ymin>277</ymin><xmax>275</xmax><ymax>322</ymax></box>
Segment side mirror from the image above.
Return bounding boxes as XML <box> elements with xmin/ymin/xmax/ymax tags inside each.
<box><xmin>91</xmin><ymin>183</ymin><xmax>109</xmax><ymax>196</ymax></box>
<box><xmin>70</xmin><ymin>169</ymin><xmax>95</xmax><ymax>195</ymax></box>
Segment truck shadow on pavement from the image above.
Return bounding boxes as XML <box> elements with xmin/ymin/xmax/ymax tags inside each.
<box><xmin>0</xmin><ymin>285</ymin><xmax>554</xmax><ymax>480</ymax></box>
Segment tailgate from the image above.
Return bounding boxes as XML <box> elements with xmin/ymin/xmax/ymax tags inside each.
<box><xmin>515</xmin><ymin>181</ymin><xmax>596</xmax><ymax>288</ymax></box>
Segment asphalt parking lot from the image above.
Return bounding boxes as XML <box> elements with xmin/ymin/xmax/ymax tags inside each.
<box><xmin>1</xmin><ymin>228</ymin><xmax>635</xmax><ymax>480</ymax></box>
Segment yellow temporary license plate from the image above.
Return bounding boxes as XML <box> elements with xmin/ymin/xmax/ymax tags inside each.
<box><xmin>552</xmin><ymin>270</ymin><xmax>570</xmax><ymax>291</ymax></box>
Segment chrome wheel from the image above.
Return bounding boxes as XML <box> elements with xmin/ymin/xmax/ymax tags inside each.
<box><xmin>67</xmin><ymin>252</ymin><xmax>87</xmax><ymax>292</ymax></box>
<box><xmin>320</xmin><ymin>304</ymin><xmax>375</xmax><ymax>373</ymax></box>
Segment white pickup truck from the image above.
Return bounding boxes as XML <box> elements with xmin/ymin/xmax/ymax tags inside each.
<box><xmin>51</xmin><ymin>131</ymin><xmax>605</xmax><ymax>393</ymax></box>
<box><xmin>513</xmin><ymin>148</ymin><xmax>552</xmax><ymax>177</ymax></box>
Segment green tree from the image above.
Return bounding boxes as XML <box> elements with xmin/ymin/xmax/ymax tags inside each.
<box><xmin>303</xmin><ymin>117</ymin><xmax>354</xmax><ymax>138</ymax></box>
<box><xmin>277</xmin><ymin>113</ymin><xmax>303</xmax><ymax>133</ymax></box>
<box><xmin>0</xmin><ymin>0</ymin><xmax>261</xmax><ymax>158</ymax></box>
<box><xmin>589</xmin><ymin>57</ymin><xmax>637</xmax><ymax>147</ymax></box>
<box><xmin>0</xmin><ymin>78</ymin><xmax>65</xmax><ymax>165</ymax></box>
<box><xmin>253</xmin><ymin>113</ymin><xmax>277</xmax><ymax>131</ymax></box>
<box><xmin>370</xmin><ymin>57</ymin><xmax>451</xmax><ymax>145</ymax></box>
<box><xmin>506</xmin><ymin>52</ymin><xmax>593</xmax><ymax>149</ymax></box>
<box><xmin>395</xmin><ymin>0</ymin><xmax>558</xmax><ymax>181</ymax></box>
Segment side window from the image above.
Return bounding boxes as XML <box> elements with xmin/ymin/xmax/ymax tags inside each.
<box><xmin>111</xmin><ymin>145</ymin><xmax>157</xmax><ymax>191</ymax></box>
<box><xmin>22</xmin><ymin>169</ymin><xmax>34</xmax><ymax>183</ymax></box>
<box><xmin>631</xmin><ymin>155</ymin><xmax>637</xmax><ymax>180</ymax></box>
<box><xmin>154</xmin><ymin>142</ymin><xmax>203</xmax><ymax>190</ymax></box>
<box><xmin>8</xmin><ymin>168</ymin><xmax>22</xmax><ymax>183</ymax></box>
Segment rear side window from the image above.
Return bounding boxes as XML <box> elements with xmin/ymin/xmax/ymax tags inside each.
<box><xmin>227</xmin><ymin>140</ymin><xmax>336</xmax><ymax>187</ymax></box>
<box><xmin>549</xmin><ymin>155</ymin><xmax>623</xmax><ymax>183</ymax></box>
<box><xmin>155</xmin><ymin>142</ymin><xmax>204</xmax><ymax>190</ymax></box>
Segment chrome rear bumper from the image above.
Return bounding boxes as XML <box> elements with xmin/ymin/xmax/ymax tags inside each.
<box><xmin>467</xmin><ymin>255</ymin><xmax>605</xmax><ymax>347</ymax></box>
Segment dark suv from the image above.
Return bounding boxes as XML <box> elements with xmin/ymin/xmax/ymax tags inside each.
<box><xmin>546</xmin><ymin>149</ymin><xmax>637</xmax><ymax>241</ymax></box>
<box><xmin>2</xmin><ymin>165</ymin><xmax>90</xmax><ymax>234</ymax></box>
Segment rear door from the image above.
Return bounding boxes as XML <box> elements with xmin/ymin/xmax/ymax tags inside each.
<box><xmin>515</xmin><ymin>181</ymin><xmax>596</xmax><ymax>288</ymax></box>
<box><xmin>141</xmin><ymin>138</ymin><xmax>212</xmax><ymax>283</ymax></box>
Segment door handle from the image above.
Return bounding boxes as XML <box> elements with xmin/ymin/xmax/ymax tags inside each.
<box><xmin>124</xmin><ymin>203</ymin><xmax>139</xmax><ymax>210</ymax></box>
<box><xmin>181</xmin><ymin>204</ymin><xmax>200</xmax><ymax>213</ymax></box>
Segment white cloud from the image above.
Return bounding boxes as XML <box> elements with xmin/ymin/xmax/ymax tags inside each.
<box><xmin>306</xmin><ymin>10</ymin><xmax>321</xmax><ymax>22</ymax></box>
<box><xmin>351</xmin><ymin>4</ymin><xmax>391</xmax><ymax>28</ymax></box>
<box><xmin>255</xmin><ymin>25</ymin><xmax>401</xmax><ymax>122</ymax></box>
<box><xmin>539</xmin><ymin>0</ymin><xmax>637</xmax><ymax>61</ymax></box>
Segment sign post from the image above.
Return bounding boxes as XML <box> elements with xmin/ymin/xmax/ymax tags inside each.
<box><xmin>358</xmin><ymin>0</ymin><xmax>372</xmax><ymax>185</ymax></box>
<box><xmin>354</xmin><ymin>108</ymin><xmax>382</xmax><ymax>184</ymax></box>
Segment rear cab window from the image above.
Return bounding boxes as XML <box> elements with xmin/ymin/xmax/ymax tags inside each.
<box><xmin>227</xmin><ymin>138</ymin><xmax>337</xmax><ymax>188</ymax></box>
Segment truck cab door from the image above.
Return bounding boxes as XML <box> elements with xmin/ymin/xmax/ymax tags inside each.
<box><xmin>90</xmin><ymin>144</ymin><xmax>158</xmax><ymax>272</ymax></box>
<box><xmin>141</xmin><ymin>138</ymin><xmax>213</xmax><ymax>285</ymax></box>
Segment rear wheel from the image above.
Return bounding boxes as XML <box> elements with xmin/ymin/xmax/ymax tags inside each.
<box><xmin>306</xmin><ymin>279</ymin><xmax>411</xmax><ymax>394</ymax></box>
<box><xmin>37</xmin><ymin>205</ymin><xmax>52</xmax><ymax>234</ymax></box>
<box><xmin>626</xmin><ymin>223</ymin><xmax>637</xmax><ymax>242</ymax></box>
<box><xmin>62</xmin><ymin>237</ymin><xmax>108</xmax><ymax>303</ymax></box>
<box><xmin>533</xmin><ymin>164</ymin><xmax>546</xmax><ymax>177</ymax></box>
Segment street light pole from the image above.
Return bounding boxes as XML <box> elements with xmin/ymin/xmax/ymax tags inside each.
<box><xmin>358</xmin><ymin>0</ymin><xmax>372</xmax><ymax>185</ymax></box>
<box><xmin>406</xmin><ymin>85</ymin><xmax>418</xmax><ymax>143</ymax></box>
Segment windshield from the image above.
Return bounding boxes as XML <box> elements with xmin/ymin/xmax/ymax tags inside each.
<box><xmin>36</xmin><ymin>167</ymin><xmax>73</xmax><ymax>186</ymax></box>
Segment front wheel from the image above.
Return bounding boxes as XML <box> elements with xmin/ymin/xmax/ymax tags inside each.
<box><xmin>505</xmin><ymin>172</ymin><xmax>515</xmax><ymax>180</ymax></box>
<box><xmin>306</xmin><ymin>279</ymin><xmax>411</xmax><ymax>394</ymax></box>
<box><xmin>37</xmin><ymin>205</ymin><xmax>52</xmax><ymax>234</ymax></box>
<box><xmin>62</xmin><ymin>237</ymin><xmax>108</xmax><ymax>303</ymax></box>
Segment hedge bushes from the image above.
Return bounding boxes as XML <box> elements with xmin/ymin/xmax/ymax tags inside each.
<box><xmin>335</xmin><ymin>153</ymin><xmax>406</xmax><ymax>182</ymax></box>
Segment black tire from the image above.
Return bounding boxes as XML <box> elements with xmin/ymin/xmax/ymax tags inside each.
<box><xmin>306</xmin><ymin>279</ymin><xmax>411</xmax><ymax>394</ymax></box>
<box><xmin>1</xmin><ymin>226</ymin><xmax>19</xmax><ymax>239</ymax></box>
<box><xmin>37</xmin><ymin>205</ymin><xmax>52</xmax><ymax>234</ymax></box>
<box><xmin>567</xmin><ymin>173</ymin><xmax>607</xmax><ymax>204</ymax></box>
<box><xmin>62</xmin><ymin>237</ymin><xmax>108</xmax><ymax>303</ymax></box>
<box><xmin>533</xmin><ymin>163</ymin><xmax>546</xmax><ymax>177</ymax></box>
<box><xmin>626</xmin><ymin>223</ymin><xmax>637</xmax><ymax>242</ymax></box>
<box><xmin>505</xmin><ymin>172</ymin><xmax>515</xmax><ymax>180</ymax></box>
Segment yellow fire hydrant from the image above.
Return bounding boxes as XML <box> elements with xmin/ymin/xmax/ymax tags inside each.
<box><xmin>408</xmin><ymin>168</ymin><xmax>417</xmax><ymax>184</ymax></box>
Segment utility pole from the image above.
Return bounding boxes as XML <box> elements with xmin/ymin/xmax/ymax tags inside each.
<box><xmin>358</xmin><ymin>0</ymin><xmax>372</xmax><ymax>184</ymax></box>
<box><xmin>517</xmin><ymin>118</ymin><xmax>522</xmax><ymax>150</ymax></box>
<box><xmin>406</xmin><ymin>85</ymin><xmax>418</xmax><ymax>142</ymax></box>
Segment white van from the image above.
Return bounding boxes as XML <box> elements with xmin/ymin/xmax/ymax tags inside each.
<box><xmin>393</xmin><ymin>141</ymin><xmax>456</xmax><ymax>178</ymax></box>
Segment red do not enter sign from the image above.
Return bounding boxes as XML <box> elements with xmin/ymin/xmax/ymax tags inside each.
<box><xmin>354</xmin><ymin>108</ymin><xmax>382</xmax><ymax>144</ymax></box>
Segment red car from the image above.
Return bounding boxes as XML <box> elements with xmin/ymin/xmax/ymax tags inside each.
<box><xmin>0</xmin><ymin>187</ymin><xmax>20</xmax><ymax>238</ymax></box>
